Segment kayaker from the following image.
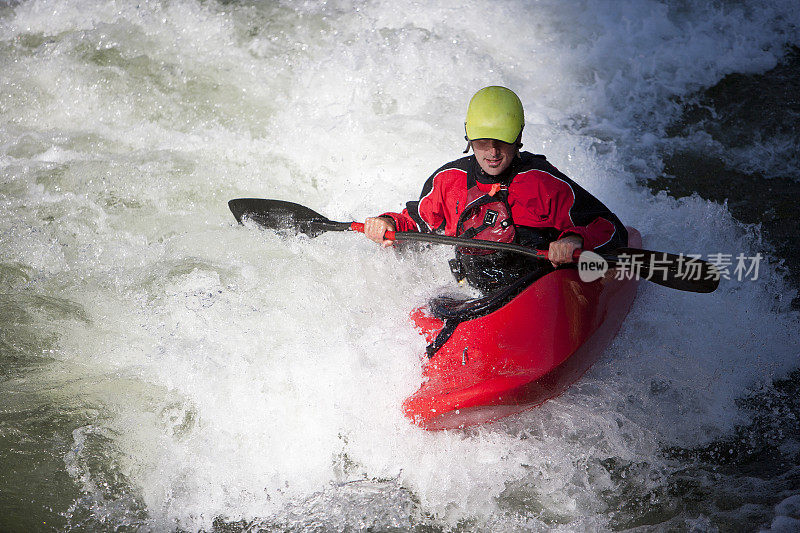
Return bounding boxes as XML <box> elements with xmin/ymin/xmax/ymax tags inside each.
<box><xmin>364</xmin><ymin>86</ymin><xmax>628</xmax><ymax>292</ymax></box>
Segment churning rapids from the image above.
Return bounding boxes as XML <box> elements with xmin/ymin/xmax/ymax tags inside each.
<box><xmin>1</xmin><ymin>1</ymin><xmax>799</xmax><ymax>531</ymax></box>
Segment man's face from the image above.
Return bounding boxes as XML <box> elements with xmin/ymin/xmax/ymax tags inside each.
<box><xmin>471</xmin><ymin>139</ymin><xmax>517</xmax><ymax>176</ymax></box>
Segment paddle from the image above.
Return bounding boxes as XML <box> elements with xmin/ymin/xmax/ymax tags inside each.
<box><xmin>229</xmin><ymin>198</ymin><xmax>720</xmax><ymax>293</ymax></box>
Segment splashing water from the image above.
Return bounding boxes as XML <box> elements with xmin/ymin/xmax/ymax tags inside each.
<box><xmin>1</xmin><ymin>0</ymin><xmax>799</xmax><ymax>531</ymax></box>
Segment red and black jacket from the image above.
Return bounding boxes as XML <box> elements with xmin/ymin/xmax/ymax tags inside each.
<box><xmin>381</xmin><ymin>152</ymin><xmax>627</xmax><ymax>254</ymax></box>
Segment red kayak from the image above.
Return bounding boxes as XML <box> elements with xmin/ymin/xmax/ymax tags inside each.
<box><xmin>403</xmin><ymin>228</ymin><xmax>642</xmax><ymax>430</ymax></box>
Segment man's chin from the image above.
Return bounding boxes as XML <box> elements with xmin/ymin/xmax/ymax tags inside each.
<box><xmin>481</xmin><ymin>163</ymin><xmax>507</xmax><ymax>176</ymax></box>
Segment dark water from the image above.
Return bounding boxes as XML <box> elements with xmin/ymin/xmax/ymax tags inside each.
<box><xmin>639</xmin><ymin>46</ymin><xmax>800</xmax><ymax>532</ymax></box>
<box><xmin>652</xmin><ymin>46</ymin><xmax>800</xmax><ymax>307</ymax></box>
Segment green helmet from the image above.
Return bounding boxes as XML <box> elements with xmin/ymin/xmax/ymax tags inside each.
<box><xmin>464</xmin><ymin>86</ymin><xmax>524</xmax><ymax>144</ymax></box>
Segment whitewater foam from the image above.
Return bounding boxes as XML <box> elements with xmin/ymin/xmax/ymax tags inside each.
<box><xmin>1</xmin><ymin>0</ymin><xmax>799</xmax><ymax>530</ymax></box>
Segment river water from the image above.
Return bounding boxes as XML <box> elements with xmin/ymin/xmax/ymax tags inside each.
<box><xmin>1</xmin><ymin>1</ymin><xmax>799</xmax><ymax>531</ymax></box>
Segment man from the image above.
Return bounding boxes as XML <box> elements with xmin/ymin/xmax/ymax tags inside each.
<box><xmin>364</xmin><ymin>86</ymin><xmax>627</xmax><ymax>293</ymax></box>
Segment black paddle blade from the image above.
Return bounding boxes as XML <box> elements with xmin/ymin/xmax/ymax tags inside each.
<box><xmin>228</xmin><ymin>198</ymin><xmax>349</xmax><ymax>237</ymax></box>
<box><xmin>609</xmin><ymin>248</ymin><xmax>720</xmax><ymax>293</ymax></box>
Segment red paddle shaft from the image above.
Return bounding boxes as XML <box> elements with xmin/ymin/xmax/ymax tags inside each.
<box><xmin>348</xmin><ymin>222</ymin><xmax>582</xmax><ymax>262</ymax></box>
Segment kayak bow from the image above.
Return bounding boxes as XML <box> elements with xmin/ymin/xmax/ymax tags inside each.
<box><xmin>403</xmin><ymin>228</ymin><xmax>643</xmax><ymax>430</ymax></box>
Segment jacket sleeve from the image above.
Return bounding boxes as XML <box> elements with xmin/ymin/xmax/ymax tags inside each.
<box><xmin>379</xmin><ymin>208</ymin><xmax>419</xmax><ymax>233</ymax></box>
<box><xmin>554</xmin><ymin>180</ymin><xmax>627</xmax><ymax>252</ymax></box>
